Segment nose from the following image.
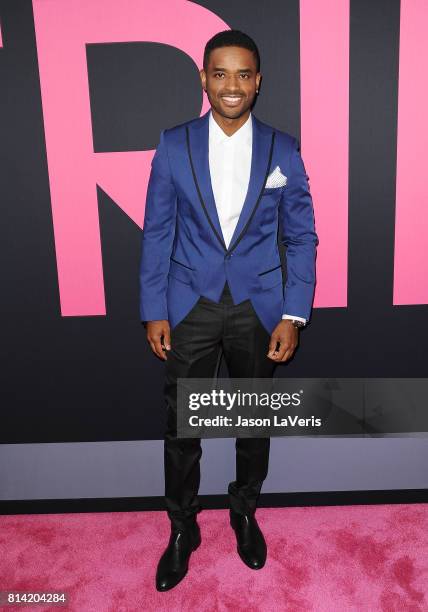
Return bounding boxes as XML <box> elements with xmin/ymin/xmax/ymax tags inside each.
<box><xmin>223</xmin><ymin>74</ymin><xmax>242</xmax><ymax>89</ymax></box>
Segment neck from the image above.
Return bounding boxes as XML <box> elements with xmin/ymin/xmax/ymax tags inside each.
<box><xmin>210</xmin><ymin>108</ymin><xmax>251</xmax><ymax>137</ymax></box>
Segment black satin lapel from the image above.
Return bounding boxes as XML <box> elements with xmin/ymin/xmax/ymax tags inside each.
<box><xmin>227</xmin><ymin>115</ymin><xmax>275</xmax><ymax>252</ymax></box>
<box><xmin>186</xmin><ymin>113</ymin><xmax>227</xmax><ymax>251</ymax></box>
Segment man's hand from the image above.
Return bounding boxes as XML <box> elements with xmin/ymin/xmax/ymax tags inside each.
<box><xmin>145</xmin><ymin>320</ymin><xmax>171</xmax><ymax>360</ymax></box>
<box><xmin>267</xmin><ymin>319</ymin><xmax>299</xmax><ymax>362</ymax></box>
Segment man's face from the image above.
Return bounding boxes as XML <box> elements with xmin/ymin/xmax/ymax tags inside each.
<box><xmin>200</xmin><ymin>46</ymin><xmax>261</xmax><ymax>120</ymax></box>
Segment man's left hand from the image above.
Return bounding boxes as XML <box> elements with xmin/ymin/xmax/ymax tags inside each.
<box><xmin>267</xmin><ymin>320</ymin><xmax>299</xmax><ymax>362</ymax></box>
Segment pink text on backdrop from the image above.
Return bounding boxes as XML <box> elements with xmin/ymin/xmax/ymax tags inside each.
<box><xmin>393</xmin><ymin>0</ymin><xmax>428</xmax><ymax>306</ymax></box>
<box><xmin>32</xmin><ymin>0</ymin><xmax>350</xmax><ymax>316</ymax></box>
<box><xmin>23</xmin><ymin>1</ymin><xmax>428</xmax><ymax>314</ymax></box>
<box><xmin>300</xmin><ymin>0</ymin><xmax>349</xmax><ymax>308</ymax></box>
<box><xmin>32</xmin><ymin>0</ymin><xmax>225</xmax><ymax>316</ymax></box>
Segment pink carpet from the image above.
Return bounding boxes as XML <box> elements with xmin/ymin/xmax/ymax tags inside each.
<box><xmin>1</xmin><ymin>503</ymin><xmax>427</xmax><ymax>611</ymax></box>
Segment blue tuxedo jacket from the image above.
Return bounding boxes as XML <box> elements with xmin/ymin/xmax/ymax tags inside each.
<box><xmin>139</xmin><ymin>109</ymin><xmax>318</xmax><ymax>335</ymax></box>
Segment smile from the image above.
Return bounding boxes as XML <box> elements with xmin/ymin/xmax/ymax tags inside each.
<box><xmin>221</xmin><ymin>96</ymin><xmax>243</xmax><ymax>106</ymax></box>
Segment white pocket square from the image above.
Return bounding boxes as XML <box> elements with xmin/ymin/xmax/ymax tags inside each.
<box><xmin>265</xmin><ymin>165</ymin><xmax>287</xmax><ymax>188</ymax></box>
<box><xmin>265</xmin><ymin>166</ymin><xmax>287</xmax><ymax>189</ymax></box>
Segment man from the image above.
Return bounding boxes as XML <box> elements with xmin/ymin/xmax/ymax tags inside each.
<box><xmin>139</xmin><ymin>30</ymin><xmax>318</xmax><ymax>591</ymax></box>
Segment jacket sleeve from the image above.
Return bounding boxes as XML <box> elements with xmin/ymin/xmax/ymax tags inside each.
<box><xmin>139</xmin><ymin>129</ymin><xmax>177</xmax><ymax>322</ymax></box>
<box><xmin>278</xmin><ymin>137</ymin><xmax>319</xmax><ymax>322</ymax></box>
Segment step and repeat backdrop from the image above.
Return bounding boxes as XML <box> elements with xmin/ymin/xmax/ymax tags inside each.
<box><xmin>1</xmin><ymin>0</ymin><xmax>427</xmax><ymax>502</ymax></box>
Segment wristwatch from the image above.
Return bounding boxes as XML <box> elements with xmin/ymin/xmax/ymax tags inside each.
<box><xmin>290</xmin><ymin>319</ymin><xmax>306</xmax><ymax>329</ymax></box>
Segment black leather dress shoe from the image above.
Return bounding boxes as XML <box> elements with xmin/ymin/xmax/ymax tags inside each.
<box><xmin>156</xmin><ymin>520</ymin><xmax>201</xmax><ymax>591</ymax></box>
<box><xmin>230</xmin><ymin>509</ymin><xmax>267</xmax><ymax>569</ymax></box>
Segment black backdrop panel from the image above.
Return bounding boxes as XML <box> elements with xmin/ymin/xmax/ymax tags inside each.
<box><xmin>0</xmin><ymin>0</ymin><xmax>427</xmax><ymax>444</ymax></box>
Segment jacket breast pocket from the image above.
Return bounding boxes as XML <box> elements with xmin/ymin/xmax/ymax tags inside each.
<box><xmin>258</xmin><ymin>264</ymin><xmax>283</xmax><ymax>290</ymax></box>
<box><xmin>262</xmin><ymin>186</ymin><xmax>285</xmax><ymax>196</ymax></box>
<box><xmin>168</xmin><ymin>258</ymin><xmax>195</xmax><ymax>286</ymax></box>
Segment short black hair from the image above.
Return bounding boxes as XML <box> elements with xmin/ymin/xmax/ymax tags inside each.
<box><xmin>203</xmin><ymin>29</ymin><xmax>260</xmax><ymax>73</ymax></box>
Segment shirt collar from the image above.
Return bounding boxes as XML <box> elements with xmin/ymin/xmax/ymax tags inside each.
<box><xmin>209</xmin><ymin>109</ymin><xmax>252</xmax><ymax>145</ymax></box>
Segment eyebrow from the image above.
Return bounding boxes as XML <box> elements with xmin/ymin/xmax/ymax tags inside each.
<box><xmin>211</xmin><ymin>67</ymin><xmax>253</xmax><ymax>73</ymax></box>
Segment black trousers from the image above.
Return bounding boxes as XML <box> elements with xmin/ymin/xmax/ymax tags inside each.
<box><xmin>164</xmin><ymin>282</ymin><xmax>277</xmax><ymax>530</ymax></box>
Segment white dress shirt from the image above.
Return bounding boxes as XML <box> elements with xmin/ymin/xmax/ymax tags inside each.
<box><xmin>208</xmin><ymin>110</ymin><xmax>306</xmax><ymax>325</ymax></box>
